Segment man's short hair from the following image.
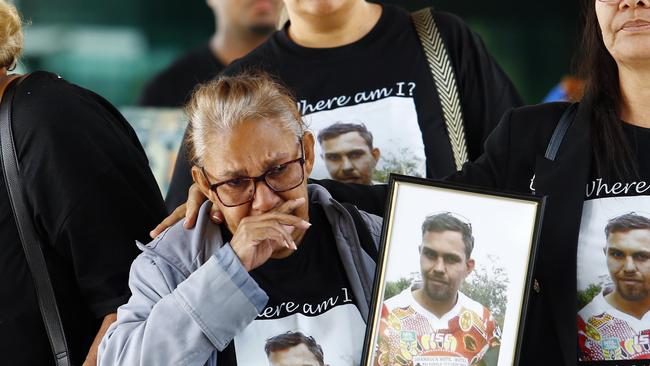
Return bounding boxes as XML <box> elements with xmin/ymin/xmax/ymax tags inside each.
<box><xmin>605</xmin><ymin>213</ymin><xmax>650</xmax><ymax>238</ymax></box>
<box><xmin>421</xmin><ymin>212</ymin><xmax>474</xmax><ymax>259</ymax></box>
<box><xmin>264</xmin><ymin>331</ymin><xmax>325</xmax><ymax>366</ymax></box>
<box><xmin>317</xmin><ymin>122</ymin><xmax>374</xmax><ymax>149</ymax></box>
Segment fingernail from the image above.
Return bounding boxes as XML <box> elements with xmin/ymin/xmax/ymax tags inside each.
<box><xmin>300</xmin><ymin>220</ymin><xmax>312</xmax><ymax>229</ymax></box>
<box><xmin>183</xmin><ymin>218</ymin><xmax>188</xmax><ymax>227</ymax></box>
<box><xmin>284</xmin><ymin>240</ymin><xmax>291</xmax><ymax>249</ymax></box>
<box><xmin>291</xmin><ymin>241</ymin><xmax>297</xmax><ymax>250</ymax></box>
<box><xmin>149</xmin><ymin>230</ymin><xmax>156</xmax><ymax>238</ymax></box>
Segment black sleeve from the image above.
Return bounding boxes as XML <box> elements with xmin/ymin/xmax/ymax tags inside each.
<box><xmin>54</xmin><ymin>167</ymin><xmax>165</xmax><ymax>318</ymax></box>
<box><xmin>309</xmin><ymin>179</ymin><xmax>389</xmax><ymax>217</ymax></box>
<box><xmin>14</xmin><ymin>72</ymin><xmax>168</xmax><ymax>318</ymax></box>
<box><xmin>165</xmin><ymin>133</ymin><xmax>194</xmax><ymax>213</ymax></box>
<box><xmin>446</xmin><ymin>108</ymin><xmax>514</xmax><ymax>189</ymax></box>
<box><xmin>434</xmin><ymin>11</ymin><xmax>524</xmax><ymax>161</ymax></box>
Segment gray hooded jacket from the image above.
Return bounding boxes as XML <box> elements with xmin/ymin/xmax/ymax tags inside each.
<box><xmin>98</xmin><ymin>184</ymin><xmax>382</xmax><ymax>366</ymax></box>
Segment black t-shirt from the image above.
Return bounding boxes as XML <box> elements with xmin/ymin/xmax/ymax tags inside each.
<box><xmin>0</xmin><ymin>71</ymin><xmax>167</xmax><ymax>365</ymax></box>
<box><xmin>165</xmin><ymin>4</ymin><xmax>522</xmax><ymax>211</ymax></box>
<box><xmin>217</xmin><ymin>202</ymin><xmax>365</xmax><ymax>365</ymax></box>
<box><xmin>137</xmin><ymin>45</ymin><xmax>225</xmax><ymax>107</ymax></box>
<box><xmin>576</xmin><ymin>123</ymin><xmax>650</xmax><ymax>364</ymax></box>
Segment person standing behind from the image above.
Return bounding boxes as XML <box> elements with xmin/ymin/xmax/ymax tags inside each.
<box><xmin>0</xmin><ymin>2</ymin><xmax>167</xmax><ymax>365</ymax></box>
<box><xmin>165</xmin><ymin>0</ymin><xmax>523</xmax><ymax>210</ymax></box>
<box><xmin>138</xmin><ymin>0</ymin><xmax>283</xmax><ymax>107</ymax></box>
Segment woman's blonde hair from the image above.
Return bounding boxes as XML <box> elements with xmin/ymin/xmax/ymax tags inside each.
<box><xmin>185</xmin><ymin>73</ymin><xmax>306</xmax><ymax>167</ymax></box>
<box><xmin>0</xmin><ymin>0</ymin><xmax>23</xmax><ymax>69</ymax></box>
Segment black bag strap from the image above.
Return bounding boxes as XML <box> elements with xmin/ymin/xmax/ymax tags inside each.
<box><xmin>0</xmin><ymin>75</ymin><xmax>72</xmax><ymax>366</ymax></box>
<box><xmin>341</xmin><ymin>202</ymin><xmax>378</xmax><ymax>262</ymax></box>
<box><xmin>545</xmin><ymin>103</ymin><xmax>578</xmax><ymax>161</ymax></box>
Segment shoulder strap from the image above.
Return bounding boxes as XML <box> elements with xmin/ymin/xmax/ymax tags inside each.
<box><xmin>544</xmin><ymin>103</ymin><xmax>578</xmax><ymax>161</ymax></box>
<box><xmin>341</xmin><ymin>202</ymin><xmax>378</xmax><ymax>262</ymax></box>
<box><xmin>0</xmin><ymin>75</ymin><xmax>72</xmax><ymax>366</ymax></box>
<box><xmin>412</xmin><ymin>8</ymin><xmax>469</xmax><ymax>171</ymax></box>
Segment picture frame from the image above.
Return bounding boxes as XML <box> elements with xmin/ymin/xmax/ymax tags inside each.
<box><xmin>362</xmin><ymin>174</ymin><xmax>545</xmax><ymax>366</ymax></box>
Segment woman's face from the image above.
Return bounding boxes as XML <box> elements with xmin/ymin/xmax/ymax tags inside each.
<box><xmin>193</xmin><ymin>118</ymin><xmax>315</xmax><ymax>238</ymax></box>
<box><xmin>596</xmin><ymin>0</ymin><xmax>650</xmax><ymax>66</ymax></box>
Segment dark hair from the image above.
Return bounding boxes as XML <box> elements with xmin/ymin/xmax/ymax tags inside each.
<box><xmin>579</xmin><ymin>0</ymin><xmax>638</xmax><ymax>179</ymax></box>
<box><xmin>264</xmin><ymin>331</ymin><xmax>325</xmax><ymax>366</ymax></box>
<box><xmin>421</xmin><ymin>213</ymin><xmax>474</xmax><ymax>259</ymax></box>
<box><xmin>317</xmin><ymin>122</ymin><xmax>374</xmax><ymax>149</ymax></box>
<box><xmin>605</xmin><ymin>213</ymin><xmax>650</xmax><ymax>238</ymax></box>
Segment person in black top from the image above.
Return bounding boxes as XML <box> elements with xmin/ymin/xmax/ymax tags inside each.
<box><xmin>164</xmin><ymin>0</ymin><xmax>523</xmax><ymax>212</ymax></box>
<box><xmin>137</xmin><ymin>0</ymin><xmax>283</xmax><ymax>108</ymax></box>
<box><xmin>0</xmin><ymin>2</ymin><xmax>167</xmax><ymax>365</ymax></box>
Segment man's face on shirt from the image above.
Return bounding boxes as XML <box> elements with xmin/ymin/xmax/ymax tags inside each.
<box><xmin>419</xmin><ymin>230</ymin><xmax>474</xmax><ymax>303</ymax></box>
<box><xmin>320</xmin><ymin>131</ymin><xmax>380</xmax><ymax>185</ymax></box>
<box><xmin>268</xmin><ymin>343</ymin><xmax>322</xmax><ymax>366</ymax></box>
<box><xmin>606</xmin><ymin>229</ymin><xmax>650</xmax><ymax>302</ymax></box>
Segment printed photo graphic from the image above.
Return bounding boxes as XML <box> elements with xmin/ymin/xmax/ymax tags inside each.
<box><xmin>363</xmin><ymin>176</ymin><xmax>542</xmax><ymax>366</ymax></box>
<box><xmin>265</xmin><ymin>332</ymin><xmax>327</xmax><ymax>366</ymax></box>
<box><xmin>577</xmin><ymin>196</ymin><xmax>650</xmax><ymax>361</ymax></box>
<box><xmin>303</xmin><ymin>96</ymin><xmax>425</xmax><ymax>184</ymax></box>
<box><xmin>235</xmin><ymin>303</ymin><xmax>365</xmax><ymax>366</ymax></box>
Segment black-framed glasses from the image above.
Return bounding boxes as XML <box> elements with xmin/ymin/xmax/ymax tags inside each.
<box><xmin>201</xmin><ymin>139</ymin><xmax>305</xmax><ymax>207</ymax></box>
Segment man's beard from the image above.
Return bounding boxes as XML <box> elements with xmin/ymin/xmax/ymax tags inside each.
<box><xmin>617</xmin><ymin>280</ymin><xmax>649</xmax><ymax>302</ymax></box>
<box><xmin>423</xmin><ymin>279</ymin><xmax>454</xmax><ymax>302</ymax></box>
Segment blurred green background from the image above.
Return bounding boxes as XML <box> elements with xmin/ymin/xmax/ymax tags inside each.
<box><xmin>13</xmin><ymin>0</ymin><xmax>580</xmax><ymax>107</ymax></box>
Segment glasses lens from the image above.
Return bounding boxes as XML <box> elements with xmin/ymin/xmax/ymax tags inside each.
<box><xmin>216</xmin><ymin>178</ymin><xmax>255</xmax><ymax>206</ymax></box>
<box><xmin>265</xmin><ymin>160</ymin><xmax>304</xmax><ymax>192</ymax></box>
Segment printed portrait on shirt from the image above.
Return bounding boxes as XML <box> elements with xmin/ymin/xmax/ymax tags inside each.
<box><xmin>265</xmin><ymin>332</ymin><xmax>328</xmax><ymax>366</ymax></box>
<box><xmin>304</xmin><ymin>96</ymin><xmax>425</xmax><ymax>184</ymax></box>
<box><xmin>577</xmin><ymin>196</ymin><xmax>650</xmax><ymax>362</ymax></box>
<box><xmin>233</xmin><ymin>291</ymin><xmax>365</xmax><ymax>366</ymax></box>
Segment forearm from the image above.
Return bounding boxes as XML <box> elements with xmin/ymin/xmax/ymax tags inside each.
<box><xmin>98</xmin><ymin>245</ymin><xmax>268</xmax><ymax>365</ymax></box>
<box><xmin>83</xmin><ymin>313</ymin><xmax>117</xmax><ymax>366</ymax></box>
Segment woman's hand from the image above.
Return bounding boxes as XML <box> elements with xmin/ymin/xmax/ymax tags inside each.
<box><xmin>230</xmin><ymin>198</ymin><xmax>311</xmax><ymax>271</ymax></box>
<box><xmin>149</xmin><ymin>183</ymin><xmax>221</xmax><ymax>238</ymax></box>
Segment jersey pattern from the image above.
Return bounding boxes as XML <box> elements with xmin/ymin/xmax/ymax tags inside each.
<box><xmin>578</xmin><ymin>292</ymin><xmax>650</xmax><ymax>361</ymax></box>
<box><xmin>376</xmin><ymin>289</ymin><xmax>501</xmax><ymax>366</ymax></box>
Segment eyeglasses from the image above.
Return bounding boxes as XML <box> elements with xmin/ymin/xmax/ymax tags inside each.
<box><xmin>201</xmin><ymin>139</ymin><xmax>305</xmax><ymax>207</ymax></box>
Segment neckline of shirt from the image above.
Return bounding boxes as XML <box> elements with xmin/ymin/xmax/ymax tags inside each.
<box><xmin>274</xmin><ymin>4</ymin><xmax>399</xmax><ymax>59</ymax></box>
<box><xmin>583</xmin><ymin>291</ymin><xmax>650</xmax><ymax>330</ymax></box>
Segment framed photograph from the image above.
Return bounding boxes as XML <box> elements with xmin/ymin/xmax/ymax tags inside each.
<box><xmin>362</xmin><ymin>174</ymin><xmax>545</xmax><ymax>366</ymax></box>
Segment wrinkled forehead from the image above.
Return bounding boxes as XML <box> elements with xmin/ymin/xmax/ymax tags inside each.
<box><xmin>203</xmin><ymin>119</ymin><xmax>301</xmax><ymax>179</ymax></box>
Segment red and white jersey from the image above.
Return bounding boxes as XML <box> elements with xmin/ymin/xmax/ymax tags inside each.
<box><xmin>375</xmin><ymin>288</ymin><xmax>501</xmax><ymax>366</ymax></box>
<box><xmin>578</xmin><ymin>292</ymin><xmax>650</xmax><ymax>361</ymax></box>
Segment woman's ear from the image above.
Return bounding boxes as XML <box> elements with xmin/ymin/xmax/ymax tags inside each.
<box><xmin>302</xmin><ymin>131</ymin><xmax>316</xmax><ymax>176</ymax></box>
<box><xmin>191</xmin><ymin>166</ymin><xmax>213</xmax><ymax>199</ymax></box>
